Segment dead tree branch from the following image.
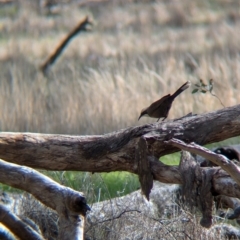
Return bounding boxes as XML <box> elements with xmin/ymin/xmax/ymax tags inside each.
<box><xmin>165</xmin><ymin>138</ymin><xmax>240</xmax><ymax>186</ymax></box>
<box><xmin>0</xmin><ymin>159</ymin><xmax>90</xmax><ymax>240</ymax></box>
<box><xmin>0</xmin><ymin>204</ymin><xmax>43</xmax><ymax>240</ymax></box>
<box><xmin>136</xmin><ymin>137</ymin><xmax>153</xmax><ymax>200</ymax></box>
<box><xmin>0</xmin><ymin>105</ymin><xmax>239</xmax><ymax>200</ymax></box>
<box><xmin>165</xmin><ymin>139</ymin><xmax>240</xmax><ymax>228</ymax></box>
<box><xmin>40</xmin><ymin>16</ymin><xmax>92</xmax><ymax>74</ymax></box>
<box><xmin>0</xmin><ymin>104</ymin><xmax>239</xmax><ymax>173</ymax></box>
<box><xmin>178</xmin><ymin>151</ymin><xmax>216</xmax><ymax>228</ymax></box>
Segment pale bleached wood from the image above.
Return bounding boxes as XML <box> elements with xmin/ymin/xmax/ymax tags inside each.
<box><xmin>0</xmin><ymin>159</ymin><xmax>89</xmax><ymax>240</ymax></box>
<box><xmin>0</xmin><ymin>204</ymin><xmax>44</xmax><ymax>240</ymax></box>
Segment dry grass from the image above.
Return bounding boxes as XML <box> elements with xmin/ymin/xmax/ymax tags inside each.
<box><xmin>0</xmin><ymin>1</ymin><xmax>240</xmax><ymax>237</ymax></box>
<box><xmin>0</xmin><ymin>0</ymin><xmax>239</xmax><ymax>135</ymax></box>
<box><xmin>10</xmin><ymin>182</ymin><xmax>236</xmax><ymax>240</ymax></box>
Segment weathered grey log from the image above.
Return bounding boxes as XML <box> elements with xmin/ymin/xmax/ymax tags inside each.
<box><xmin>0</xmin><ymin>101</ymin><xmax>240</xmax><ymax>233</ymax></box>
<box><xmin>0</xmin><ymin>159</ymin><xmax>90</xmax><ymax>240</ymax></box>
<box><xmin>215</xmin><ymin>195</ymin><xmax>240</xmax><ymax>221</ymax></box>
<box><xmin>216</xmin><ymin>196</ymin><xmax>240</xmax><ymax>213</ymax></box>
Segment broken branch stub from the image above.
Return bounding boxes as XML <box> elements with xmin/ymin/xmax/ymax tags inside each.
<box><xmin>179</xmin><ymin>150</ymin><xmax>197</xmax><ymax>208</ymax></box>
<box><xmin>197</xmin><ymin>167</ymin><xmax>217</xmax><ymax>228</ymax></box>
<box><xmin>179</xmin><ymin>151</ymin><xmax>216</xmax><ymax>228</ymax></box>
<box><xmin>135</xmin><ymin>137</ymin><xmax>153</xmax><ymax>200</ymax></box>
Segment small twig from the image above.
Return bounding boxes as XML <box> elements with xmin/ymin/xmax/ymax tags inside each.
<box><xmin>85</xmin><ymin>209</ymin><xmax>141</xmax><ymax>234</ymax></box>
<box><xmin>210</xmin><ymin>92</ymin><xmax>225</xmax><ymax>108</ymax></box>
<box><xmin>97</xmin><ymin>209</ymin><xmax>141</xmax><ymax>224</ymax></box>
<box><xmin>192</xmin><ymin>79</ymin><xmax>225</xmax><ymax>108</ymax></box>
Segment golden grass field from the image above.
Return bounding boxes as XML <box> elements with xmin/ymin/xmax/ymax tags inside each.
<box><xmin>0</xmin><ymin>2</ymin><xmax>240</xmax><ymax>238</ymax></box>
<box><xmin>0</xmin><ymin>0</ymin><xmax>239</xmax><ymax>136</ymax></box>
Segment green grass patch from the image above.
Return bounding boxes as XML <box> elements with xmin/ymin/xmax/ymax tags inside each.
<box><xmin>0</xmin><ymin>183</ymin><xmax>21</xmax><ymax>193</ymax></box>
<box><xmin>160</xmin><ymin>136</ymin><xmax>240</xmax><ymax>166</ymax></box>
<box><xmin>43</xmin><ymin>171</ymin><xmax>140</xmax><ymax>203</ymax></box>
<box><xmin>0</xmin><ymin>171</ymin><xmax>140</xmax><ymax>203</ymax></box>
<box><xmin>206</xmin><ymin>136</ymin><xmax>240</xmax><ymax>149</ymax></box>
<box><xmin>160</xmin><ymin>152</ymin><xmax>181</xmax><ymax>166</ymax></box>
<box><xmin>0</xmin><ymin>5</ymin><xmax>19</xmax><ymax>19</ymax></box>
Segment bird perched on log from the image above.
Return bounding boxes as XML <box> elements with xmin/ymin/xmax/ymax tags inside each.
<box><xmin>138</xmin><ymin>81</ymin><xmax>191</xmax><ymax>122</ymax></box>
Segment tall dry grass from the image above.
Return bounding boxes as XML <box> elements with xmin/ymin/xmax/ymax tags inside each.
<box><xmin>0</xmin><ymin>1</ymin><xmax>239</xmax><ymax>238</ymax></box>
<box><xmin>0</xmin><ymin>0</ymin><xmax>239</xmax><ymax>135</ymax></box>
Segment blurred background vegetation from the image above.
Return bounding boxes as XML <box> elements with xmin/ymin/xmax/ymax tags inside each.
<box><xmin>0</xmin><ymin>0</ymin><xmax>239</xmax><ymax>202</ymax></box>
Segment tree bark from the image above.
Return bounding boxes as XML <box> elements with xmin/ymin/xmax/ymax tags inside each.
<box><xmin>0</xmin><ymin>104</ymin><xmax>239</xmax><ymax>174</ymax></box>
<box><xmin>0</xmin><ymin>105</ymin><xmax>240</xmax><ymax>233</ymax></box>
<box><xmin>0</xmin><ymin>105</ymin><xmax>239</xmax><ymax>200</ymax></box>
<box><xmin>0</xmin><ymin>159</ymin><xmax>90</xmax><ymax>240</ymax></box>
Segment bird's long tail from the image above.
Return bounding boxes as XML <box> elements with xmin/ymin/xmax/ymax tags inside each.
<box><xmin>171</xmin><ymin>81</ymin><xmax>191</xmax><ymax>99</ymax></box>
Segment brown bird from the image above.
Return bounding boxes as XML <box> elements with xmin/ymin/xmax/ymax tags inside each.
<box><xmin>138</xmin><ymin>81</ymin><xmax>190</xmax><ymax>122</ymax></box>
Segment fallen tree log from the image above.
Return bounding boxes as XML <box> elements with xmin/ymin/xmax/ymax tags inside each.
<box><xmin>0</xmin><ymin>104</ymin><xmax>239</xmax><ymax>173</ymax></box>
<box><xmin>0</xmin><ymin>104</ymin><xmax>239</xmax><ymax>233</ymax></box>
<box><xmin>0</xmin><ymin>105</ymin><xmax>239</xmax><ymax>199</ymax></box>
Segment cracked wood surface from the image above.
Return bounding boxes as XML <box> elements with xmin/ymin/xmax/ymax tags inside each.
<box><xmin>0</xmin><ymin>104</ymin><xmax>239</xmax><ymax>174</ymax></box>
<box><xmin>0</xmin><ymin>105</ymin><xmax>239</xmax><ymax>208</ymax></box>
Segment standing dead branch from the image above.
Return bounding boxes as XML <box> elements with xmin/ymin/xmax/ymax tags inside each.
<box><xmin>40</xmin><ymin>16</ymin><xmax>92</xmax><ymax>74</ymax></box>
<box><xmin>178</xmin><ymin>151</ymin><xmax>216</xmax><ymax>228</ymax></box>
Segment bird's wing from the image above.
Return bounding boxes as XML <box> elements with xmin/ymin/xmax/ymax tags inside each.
<box><xmin>148</xmin><ymin>94</ymin><xmax>171</xmax><ymax>113</ymax></box>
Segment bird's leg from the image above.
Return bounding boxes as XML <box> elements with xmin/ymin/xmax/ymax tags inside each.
<box><xmin>162</xmin><ymin>117</ymin><xmax>166</xmax><ymax>121</ymax></box>
<box><xmin>157</xmin><ymin>118</ymin><xmax>160</xmax><ymax>122</ymax></box>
